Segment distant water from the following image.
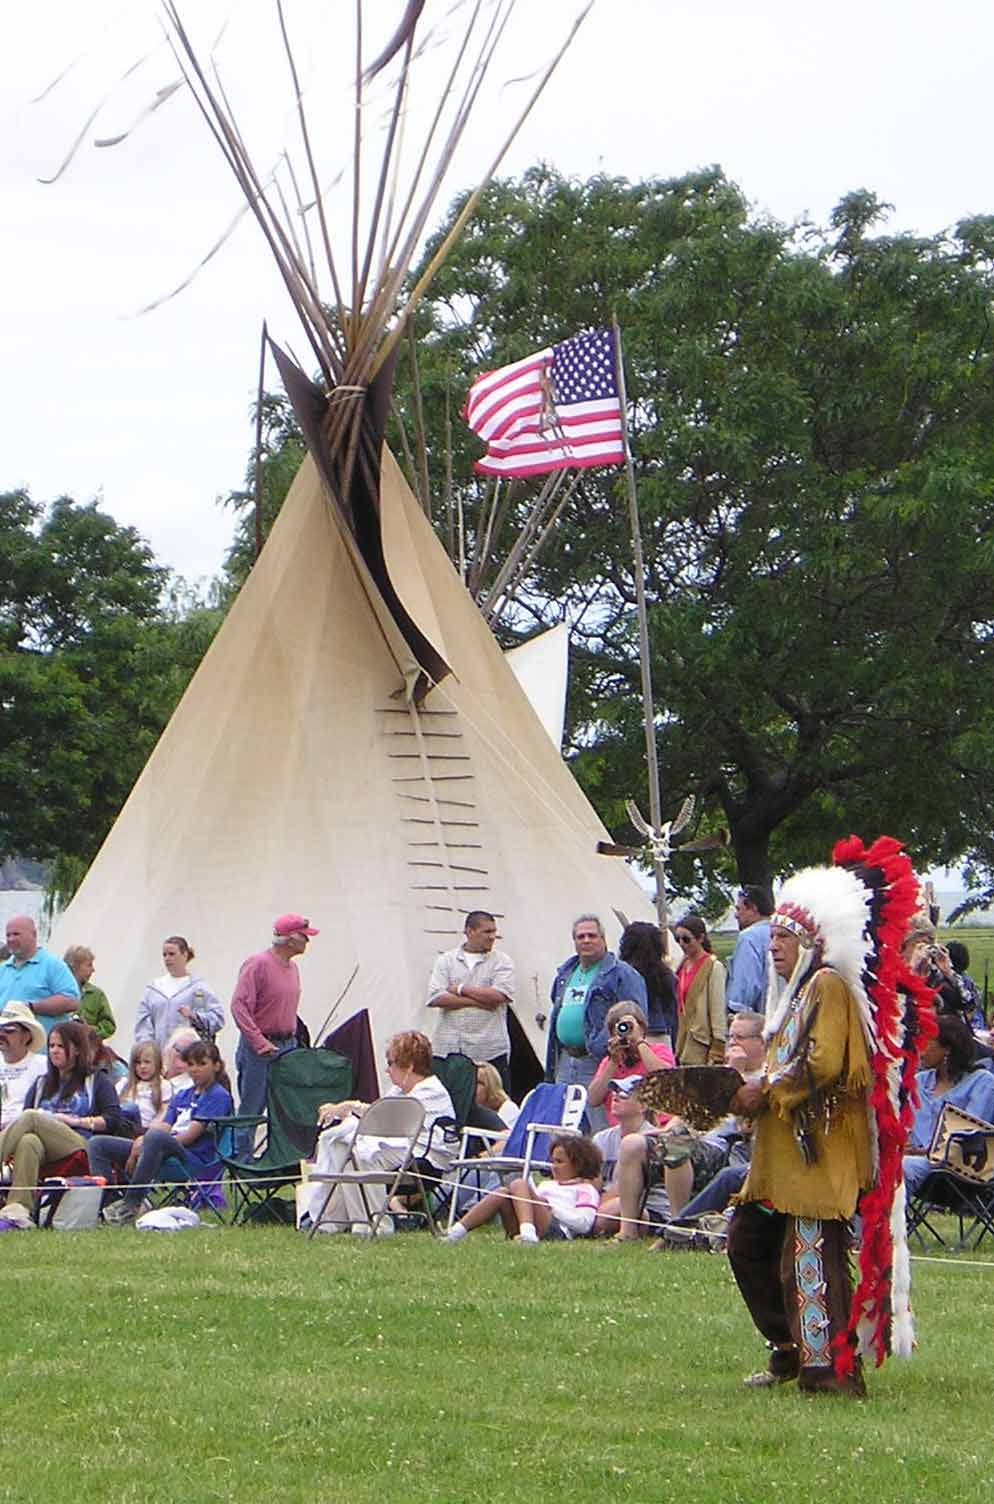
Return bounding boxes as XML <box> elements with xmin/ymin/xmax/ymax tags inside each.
<box><xmin>934</xmin><ymin>890</ymin><xmax>994</xmax><ymax>926</ymax></box>
<box><xmin>0</xmin><ymin>889</ymin><xmax>49</xmax><ymax>941</ymax></box>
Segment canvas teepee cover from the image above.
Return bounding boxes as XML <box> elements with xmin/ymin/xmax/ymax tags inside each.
<box><xmin>51</xmin><ymin>3</ymin><xmax>653</xmax><ymax>1060</ymax></box>
<box><xmin>52</xmin><ymin>383</ymin><xmax>654</xmax><ymax>1060</ymax></box>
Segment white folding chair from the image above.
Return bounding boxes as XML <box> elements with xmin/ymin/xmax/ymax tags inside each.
<box><xmin>306</xmin><ymin>1096</ymin><xmax>429</xmax><ymax>1239</ymax></box>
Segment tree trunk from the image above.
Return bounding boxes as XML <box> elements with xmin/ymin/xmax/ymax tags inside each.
<box><xmin>730</xmin><ymin>825</ymin><xmax>773</xmax><ymax>890</ymax></box>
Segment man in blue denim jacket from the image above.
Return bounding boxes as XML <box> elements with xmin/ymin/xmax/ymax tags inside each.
<box><xmin>545</xmin><ymin>914</ymin><xmax>647</xmax><ymax>1130</ymax></box>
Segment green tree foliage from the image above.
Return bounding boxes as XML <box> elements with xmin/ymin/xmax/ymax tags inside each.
<box><xmin>395</xmin><ymin>169</ymin><xmax>994</xmax><ymax>888</ymax></box>
<box><xmin>223</xmin><ymin>167</ymin><xmax>994</xmax><ymax>891</ymax></box>
<box><xmin>0</xmin><ymin>490</ymin><xmax>222</xmax><ymax>878</ymax></box>
<box><xmin>223</xmin><ymin>395</ymin><xmax>307</xmax><ymax>593</ymax></box>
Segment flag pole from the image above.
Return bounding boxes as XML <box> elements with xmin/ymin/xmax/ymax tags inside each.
<box><xmin>612</xmin><ymin>315</ymin><xmax>667</xmax><ymax>930</ymax></box>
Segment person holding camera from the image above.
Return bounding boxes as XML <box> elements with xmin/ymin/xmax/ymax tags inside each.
<box><xmin>585</xmin><ymin>1002</ymin><xmax>674</xmax><ymax>1239</ymax></box>
<box><xmin>901</xmin><ymin>922</ymin><xmax>963</xmax><ymax>1017</ymax></box>
<box><xmin>586</xmin><ymin>1002</ymin><xmax>674</xmax><ymax>1126</ymax></box>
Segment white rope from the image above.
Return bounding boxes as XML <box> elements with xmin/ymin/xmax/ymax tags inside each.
<box><xmin>909</xmin><ymin>1254</ymin><xmax>994</xmax><ymax>1269</ymax></box>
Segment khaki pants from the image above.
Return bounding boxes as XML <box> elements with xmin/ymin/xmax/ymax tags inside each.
<box><xmin>0</xmin><ymin>1110</ymin><xmax>88</xmax><ymax>1213</ymax></box>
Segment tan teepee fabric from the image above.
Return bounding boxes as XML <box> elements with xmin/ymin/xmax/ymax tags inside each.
<box><xmin>505</xmin><ymin>624</ymin><xmax>569</xmax><ymax>749</ymax></box>
<box><xmin>52</xmin><ymin>450</ymin><xmax>655</xmax><ymax>1062</ymax></box>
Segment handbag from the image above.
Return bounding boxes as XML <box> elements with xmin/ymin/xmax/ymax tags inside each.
<box><xmin>927</xmin><ymin>1102</ymin><xmax>994</xmax><ymax>1184</ymax></box>
<box><xmin>36</xmin><ymin>1175</ymin><xmax>108</xmax><ymax>1230</ymax></box>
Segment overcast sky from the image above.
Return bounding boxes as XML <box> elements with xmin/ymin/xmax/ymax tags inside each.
<box><xmin>3</xmin><ymin>0</ymin><xmax>994</xmax><ymax>585</ymax></box>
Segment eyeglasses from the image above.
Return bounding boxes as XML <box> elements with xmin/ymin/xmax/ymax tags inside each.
<box><xmin>675</xmin><ymin>933</ymin><xmax>694</xmax><ymax>945</ymax></box>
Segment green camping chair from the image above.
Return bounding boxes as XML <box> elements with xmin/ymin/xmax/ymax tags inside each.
<box><xmin>389</xmin><ymin>1053</ymin><xmax>477</xmax><ymax>1229</ymax></box>
<box><xmin>216</xmin><ymin>1047</ymin><xmax>353</xmax><ymax>1224</ymax></box>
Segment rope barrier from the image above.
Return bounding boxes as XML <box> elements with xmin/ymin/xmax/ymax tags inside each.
<box><xmin>909</xmin><ymin>1254</ymin><xmax>994</xmax><ymax>1269</ymax></box>
<box><xmin>5</xmin><ymin>1161</ymin><xmax>993</xmax><ymax>1251</ymax></box>
<box><xmin>5</xmin><ymin>1143</ymin><xmax>994</xmax><ymax>1247</ymax></box>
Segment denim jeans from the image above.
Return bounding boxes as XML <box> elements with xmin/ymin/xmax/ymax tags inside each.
<box><xmin>903</xmin><ymin>1154</ymin><xmax>934</xmax><ymax>1198</ymax></box>
<box><xmin>235</xmin><ymin>1036</ymin><xmax>297</xmax><ymax>1154</ymax></box>
<box><xmin>672</xmin><ymin>1163</ymin><xmax>748</xmax><ymax>1223</ymax></box>
<box><xmin>86</xmin><ymin>1134</ymin><xmax>136</xmax><ymax>1198</ymax></box>
<box><xmin>553</xmin><ymin>1050</ymin><xmax>607</xmax><ymax>1133</ymax></box>
<box><xmin>122</xmin><ymin>1128</ymin><xmax>196</xmax><ymax>1208</ymax></box>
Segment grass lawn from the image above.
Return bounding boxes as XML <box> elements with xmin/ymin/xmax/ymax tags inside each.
<box><xmin>3</xmin><ymin>1227</ymin><xmax>991</xmax><ymax>1504</ymax></box>
<box><xmin>939</xmin><ymin>925</ymin><xmax>994</xmax><ymax>992</ymax></box>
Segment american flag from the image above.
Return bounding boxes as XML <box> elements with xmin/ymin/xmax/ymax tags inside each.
<box><xmin>462</xmin><ymin>327</ymin><xmax>626</xmax><ymax>477</ymax></box>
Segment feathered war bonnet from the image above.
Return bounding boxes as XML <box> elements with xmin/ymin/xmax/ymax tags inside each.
<box><xmin>767</xmin><ymin>836</ymin><xmax>937</xmax><ymax>1379</ymax></box>
<box><xmin>763</xmin><ymin>861</ymin><xmax>878</xmax><ymax>1042</ymax></box>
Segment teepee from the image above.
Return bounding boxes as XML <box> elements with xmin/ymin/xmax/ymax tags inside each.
<box><xmin>52</xmin><ymin>429</ymin><xmax>654</xmax><ymax>1060</ymax></box>
<box><xmin>51</xmin><ymin>2</ymin><xmax>656</xmax><ymax>1062</ymax></box>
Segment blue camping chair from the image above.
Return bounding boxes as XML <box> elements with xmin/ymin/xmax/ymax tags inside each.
<box><xmin>444</xmin><ymin>1081</ymin><xmax>587</xmax><ymax>1230</ymax></box>
<box><xmin>153</xmin><ymin>1120</ymin><xmax>237</xmax><ymax>1223</ymax></box>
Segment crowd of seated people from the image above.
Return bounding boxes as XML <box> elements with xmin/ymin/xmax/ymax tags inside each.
<box><xmin>1</xmin><ymin>904</ymin><xmax>991</xmax><ymax>1240</ymax></box>
<box><xmin>0</xmin><ymin>1015</ymin><xmax>232</xmax><ymax>1231</ymax></box>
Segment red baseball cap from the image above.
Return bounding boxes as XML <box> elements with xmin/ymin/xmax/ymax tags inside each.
<box><xmin>273</xmin><ymin>913</ymin><xmax>319</xmax><ymax>938</ymax></box>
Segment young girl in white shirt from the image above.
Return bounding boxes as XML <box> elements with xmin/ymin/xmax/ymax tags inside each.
<box><xmin>446</xmin><ymin>1134</ymin><xmax>602</xmax><ymax>1243</ymax></box>
<box><xmin>117</xmin><ymin>1041</ymin><xmax>173</xmax><ymax>1130</ymax></box>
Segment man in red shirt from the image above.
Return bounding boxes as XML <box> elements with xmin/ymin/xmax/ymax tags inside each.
<box><xmin>231</xmin><ymin>913</ymin><xmax>318</xmax><ymax>1151</ymax></box>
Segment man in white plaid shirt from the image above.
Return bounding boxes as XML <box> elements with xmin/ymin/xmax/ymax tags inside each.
<box><xmin>427</xmin><ymin>912</ymin><xmax>516</xmax><ymax>1089</ymax></box>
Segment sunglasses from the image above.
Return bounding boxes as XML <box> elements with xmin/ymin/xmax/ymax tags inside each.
<box><xmin>675</xmin><ymin>933</ymin><xmax>695</xmax><ymax>945</ymax></box>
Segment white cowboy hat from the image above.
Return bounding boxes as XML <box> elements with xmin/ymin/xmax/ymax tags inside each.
<box><xmin>0</xmin><ymin>1000</ymin><xmax>47</xmax><ymax>1054</ymax></box>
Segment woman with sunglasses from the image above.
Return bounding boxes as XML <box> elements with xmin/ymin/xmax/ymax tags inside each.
<box><xmin>672</xmin><ymin>916</ymin><xmax>726</xmax><ymax>1066</ymax></box>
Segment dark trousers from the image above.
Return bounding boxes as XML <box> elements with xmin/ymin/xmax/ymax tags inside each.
<box><xmin>727</xmin><ymin>1201</ymin><xmax>864</xmax><ymax>1394</ymax></box>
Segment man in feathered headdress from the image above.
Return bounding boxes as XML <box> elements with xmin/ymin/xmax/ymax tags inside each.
<box><xmin>726</xmin><ymin>837</ymin><xmax>935</xmax><ymax>1397</ymax></box>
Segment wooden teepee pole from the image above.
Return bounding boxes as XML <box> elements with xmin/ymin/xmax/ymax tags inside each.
<box><xmin>253</xmin><ymin>320</ymin><xmax>268</xmax><ymax>561</ymax></box>
<box><xmin>613</xmin><ymin>315</ymin><xmax>667</xmax><ymax>930</ymax></box>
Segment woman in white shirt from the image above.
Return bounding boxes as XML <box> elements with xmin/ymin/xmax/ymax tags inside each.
<box><xmin>304</xmin><ymin>1031</ymin><xmax>455</xmax><ymax>1235</ymax></box>
<box><xmin>133</xmin><ymin>936</ymin><xmax>224</xmax><ymax>1050</ymax></box>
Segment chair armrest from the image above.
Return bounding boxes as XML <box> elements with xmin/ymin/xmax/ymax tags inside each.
<box><xmin>201</xmin><ymin>1112</ymin><xmax>266</xmax><ymax>1130</ymax></box>
<box><xmin>423</xmin><ymin>1115</ymin><xmax>458</xmax><ymax>1155</ymax></box>
<box><xmin>520</xmin><ymin>1121</ymin><xmax>583</xmax><ymax>1178</ymax></box>
<box><xmin>457</xmin><ymin>1125</ymin><xmax>504</xmax><ymax>1154</ymax></box>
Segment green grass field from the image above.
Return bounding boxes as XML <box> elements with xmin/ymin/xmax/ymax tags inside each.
<box><xmin>4</xmin><ymin>1227</ymin><xmax>991</xmax><ymax>1504</ymax></box>
<box><xmin>710</xmin><ymin>926</ymin><xmax>994</xmax><ymax>1014</ymax></box>
<box><xmin>939</xmin><ymin>926</ymin><xmax>994</xmax><ymax>991</ymax></box>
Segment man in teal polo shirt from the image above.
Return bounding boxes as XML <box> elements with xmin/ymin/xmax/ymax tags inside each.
<box><xmin>545</xmin><ymin>914</ymin><xmax>647</xmax><ymax>1131</ymax></box>
<box><xmin>0</xmin><ymin>916</ymin><xmax>80</xmax><ymax>1043</ymax></box>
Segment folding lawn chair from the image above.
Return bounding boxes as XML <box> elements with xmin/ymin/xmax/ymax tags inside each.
<box><xmin>906</xmin><ymin>1102</ymin><xmax>994</xmax><ymax>1252</ymax></box>
<box><xmin>153</xmin><ymin>1121</ymin><xmax>238</xmax><ymax>1224</ymax></box>
<box><xmin>306</xmin><ymin>1096</ymin><xmax>430</xmax><ymax>1238</ymax></box>
<box><xmin>34</xmin><ymin>1150</ymin><xmax>93</xmax><ymax>1227</ymax></box>
<box><xmin>445</xmin><ymin>1081</ymin><xmax>587</xmax><ymax>1230</ymax></box>
<box><xmin>214</xmin><ymin>1047</ymin><xmax>354</xmax><ymax>1224</ymax></box>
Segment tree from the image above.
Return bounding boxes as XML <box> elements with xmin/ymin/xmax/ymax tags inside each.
<box><xmin>222</xmin><ymin>167</ymin><xmax>994</xmax><ymax>892</ymax></box>
<box><xmin>0</xmin><ymin>490</ymin><xmax>222</xmax><ymax>877</ymax></box>
<box><xmin>394</xmin><ymin>169</ymin><xmax>994</xmax><ymax>888</ymax></box>
<box><xmin>222</xmin><ymin>395</ymin><xmax>307</xmax><ymax>594</ymax></box>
